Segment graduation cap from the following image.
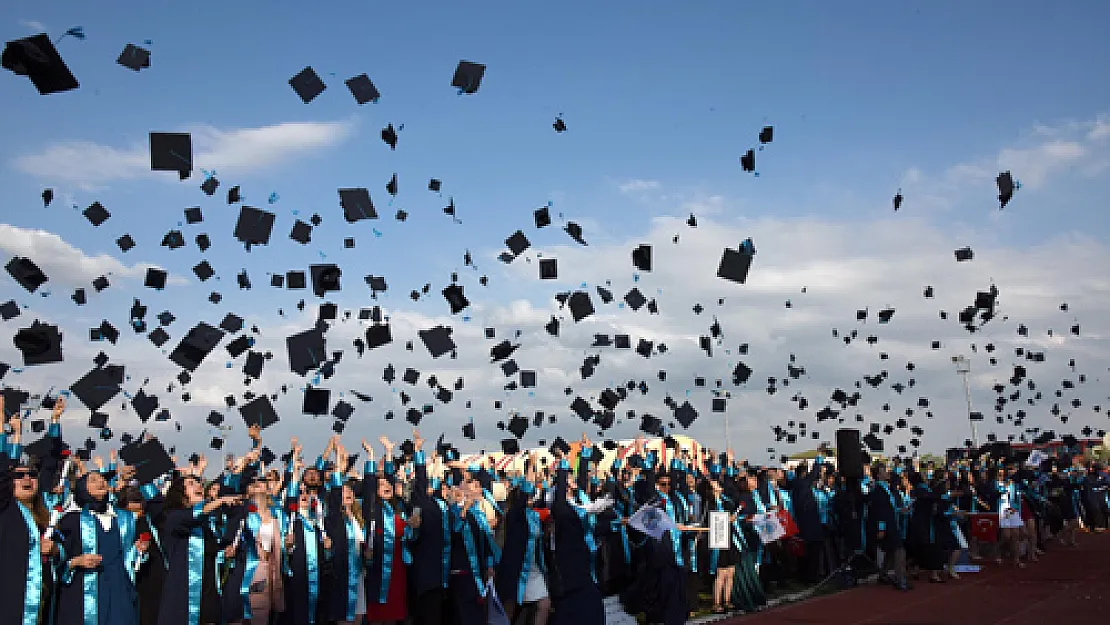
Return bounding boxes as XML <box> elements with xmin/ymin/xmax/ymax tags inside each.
<box><xmin>116</xmin><ymin>43</ymin><xmax>151</xmax><ymax>71</ymax></box>
<box><xmin>338</xmin><ymin>188</ymin><xmax>378</xmax><ymax>221</ymax></box>
<box><xmin>996</xmin><ymin>171</ymin><xmax>1016</xmax><ymax>209</ymax></box>
<box><xmin>553</xmin><ymin>117</ymin><xmax>567</xmax><ymax>133</ymax></box>
<box><xmin>740</xmin><ymin>149</ymin><xmax>755</xmax><ymax>173</ymax></box>
<box><xmin>169</xmin><ymin>322</ymin><xmax>225</xmax><ymax>371</ymax></box>
<box><xmin>290</xmin><ymin>66</ymin><xmax>326</xmax><ymax>103</ymax></box>
<box><xmin>233</xmin><ymin>206</ymin><xmax>276</xmax><ymax>247</ymax></box>
<box><xmin>954</xmin><ymin>247</ymin><xmax>974</xmax><ymax>262</ymax></box>
<box><xmin>381</xmin><ymin>123</ymin><xmax>398</xmax><ymax>150</ymax></box>
<box><xmin>451</xmin><ymin>60</ymin><xmax>486</xmax><ymax>94</ymax></box>
<box><xmin>2</xmin><ymin>33</ymin><xmax>80</xmax><ymax>95</ymax></box>
<box><xmin>758</xmin><ymin>126</ymin><xmax>773</xmax><ymax>145</ymax></box>
<box><xmin>118</xmin><ymin>438</ymin><xmax>174</xmax><ymax>484</ymax></box>
<box><xmin>149</xmin><ymin>132</ymin><xmax>192</xmax><ymax>177</ymax></box>
<box><xmin>632</xmin><ymin>244</ymin><xmax>652</xmax><ymax>271</ymax></box>
<box><xmin>717</xmin><ymin>238</ymin><xmax>756</xmax><ymax>284</ymax></box>
<box><xmin>5</xmin><ymin>257</ymin><xmax>48</xmax><ymax>293</ymax></box>
<box><xmin>346</xmin><ymin>73</ymin><xmax>380</xmax><ymax>104</ymax></box>
<box><xmin>12</xmin><ymin>321</ymin><xmax>63</xmax><ymax>365</ymax></box>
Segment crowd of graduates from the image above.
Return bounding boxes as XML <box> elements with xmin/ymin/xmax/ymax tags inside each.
<box><xmin>3</xmin><ymin>395</ymin><xmax>1110</xmax><ymax>625</ymax></box>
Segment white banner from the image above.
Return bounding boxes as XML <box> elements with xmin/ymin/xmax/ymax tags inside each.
<box><xmin>709</xmin><ymin>511</ymin><xmax>731</xmax><ymax>550</ymax></box>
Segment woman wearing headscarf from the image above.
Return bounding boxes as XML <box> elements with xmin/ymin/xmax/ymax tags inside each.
<box><xmin>1</xmin><ymin>406</ymin><xmax>61</xmax><ymax>625</ymax></box>
<box><xmin>405</xmin><ymin>430</ymin><xmax>452</xmax><ymax>625</ymax></box>
<box><xmin>54</xmin><ymin>468</ymin><xmax>149</xmax><ymax>625</ymax></box>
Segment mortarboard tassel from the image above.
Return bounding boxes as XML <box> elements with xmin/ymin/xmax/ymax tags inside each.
<box><xmin>56</xmin><ymin>26</ymin><xmax>86</xmax><ymax>44</ymax></box>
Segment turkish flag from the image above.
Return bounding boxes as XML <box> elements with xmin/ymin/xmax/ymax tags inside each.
<box><xmin>969</xmin><ymin>512</ymin><xmax>998</xmax><ymax>543</ymax></box>
<box><xmin>776</xmin><ymin>509</ymin><xmax>799</xmax><ymax>539</ymax></box>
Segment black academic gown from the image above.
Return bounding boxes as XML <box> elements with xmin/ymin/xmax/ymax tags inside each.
<box><xmin>135</xmin><ymin>508</ymin><xmax>167</xmax><ymax>625</ymax></box>
<box><xmin>156</xmin><ymin>504</ymin><xmax>226</xmax><ymax>625</ymax></box>
<box><xmin>548</xmin><ymin>459</ymin><xmax>604</xmax><ymax>625</ymax></box>
<box><xmin>866</xmin><ymin>481</ymin><xmax>903</xmax><ymax>552</ymax></box>
<box><xmin>54</xmin><ymin>507</ymin><xmax>140</xmax><ymax>625</ymax></box>
<box><xmin>0</xmin><ymin>452</ymin><xmax>54</xmax><ymax>625</ymax></box>
<box><xmin>279</xmin><ymin>509</ymin><xmax>328</xmax><ymax>625</ymax></box>
<box><xmin>406</xmin><ymin>454</ymin><xmax>449</xmax><ymax>624</ymax></box>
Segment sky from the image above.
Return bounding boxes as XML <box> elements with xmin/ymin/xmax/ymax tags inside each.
<box><xmin>2</xmin><ymin>0</ymin><xmax>1110</xmax><ymax>464</ymax></box>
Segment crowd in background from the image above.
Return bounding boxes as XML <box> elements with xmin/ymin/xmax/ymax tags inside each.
<box><xmin>3</xmin><ymin>395</ymin><xmax>1110</xmax><ymax>625</ymax></box>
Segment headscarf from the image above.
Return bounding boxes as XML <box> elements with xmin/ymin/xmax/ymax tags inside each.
<box><xmin>74</xmin><ymin>473</ymin><xmax>109</xmax><ymax>514</ymax></box>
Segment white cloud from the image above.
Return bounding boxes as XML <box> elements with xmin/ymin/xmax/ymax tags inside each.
<box><xmin>902</xmin><ymin>114</ymin><xmax>1110</xmax><ymax>210</ymax></box>
<box><xmin>18</xmin><ymin>19</ymin><xmax>47</xmax><ymax>32</ymax></box>
<box><xmin>0</xmin><ymin>224</ymin><xmax>187</xmax><ymax>287</ymax></box>
<box><xmin>5</xmin><ymin>116</ymin><xmax>1110</xmax><ymax>464</ymax></box>
<box><xmin>12</xmin><ymin>120</ymin><xmax>356</xmax><ymax>191</ymax></box>
<box><xmin>618</xmin><ymin>178</ymin><xmax>661</xmax><ymax>194</ymax></box>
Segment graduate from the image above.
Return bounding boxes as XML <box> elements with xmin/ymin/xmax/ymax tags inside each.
<box><xmin>547</xmin><ymin>444</ymin><xmax>604</xmax><ymax>625</ymax></box>
<box><xmin>1</xmin><ymin>405</ymin><xmax>61</xmax><ymax>625</ymax></box>
<box><xmin>406</xmin><ymin>430</ymin><xmax>452</xmax><ymax>625</ymax></box>
<box><xmin>496</xmin><ymin>450</ymin><xmax>550</xmax><ymax>625</ymax></box>
<box><xmin>279</xmin><ymin>441</ymin><xmax>333</xmax><ymax>625</ymax></box>
<box><xmin>360</xmin><ymin>436</ymin><xmax>415</xmax><ymax>625</ymax></box>
<box><xmin>446</xmin><ymin>469</ymin><xmax>499</xmax><ymax>625</ymax></box>
<box><xmin>54</xmin><ymin>469</ymin><xmax>149</xmax><ymax>625</ymax></box>
<box><xmin>321</xmin><ymin>439</ymin><xmax>367</xmax><ymax>625</ymax></box>
<box><xmin>156</xmin><ymin>469</ymin><xmax>241</xmax><ymax>625</ymax></box>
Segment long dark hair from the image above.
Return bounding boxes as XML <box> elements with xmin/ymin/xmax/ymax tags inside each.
<box><xmin>163</xmin><ymin>473</ymin><xmax>198</xmax><ymax>511</ymax></box>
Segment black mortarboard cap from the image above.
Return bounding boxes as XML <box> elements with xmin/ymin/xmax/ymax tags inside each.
<box><xmin>240</xmin><ymin>395</ymin><xmax>279</xmax><ymax>429</ymax></box>
<box><xmin>632</xmin><ymin>244</ymin><xmax>652</xmax><ymax>271</ymax></box>
<box><xmin>117</xmin><ymin>43</ymin><xmax>151</xmax><ymax>71</ymax></box>
<box><xmin>338</xmin><ymin>188</ymin><xmax>378</xmax><ymax>221</ymax></box>
<box><xmin>2</xmin><ymin>34</ymin><xmax>79</xmax><ymax>95</ymax></box>
<box><xmin>149</xmin><ymin>132</ymin><xmax>192</xmax><ymax>176</ymax></box>
<box><xmin>451</xmin><ymin>60</ymin><xmax>486</xmax><ymax>94</ymax></box>
<box><xmin>443</xmin><ymin>284</ymin><xmax>470</xmax><ymax>313</ymax></box>
<box><xmin>117</xmin><ymin>234</ymin><xmax>136</xmax><ymax>252</ymax></box>
<box><xmin>69</xmin><ymin>366</ymin><xmax>122</xmax><ymax>411</ymax></box>
<box><xmin>955</xmin><ymin>247</ymin><xmax>974</xmax><ymax>262</ymax></box>
<box><xmin>759</xmin><ymin>126</ymin><xmax>773</xmax><ymax>144</ymax></box>
<box><xmin>83</xmin><ymin>201</ymin><xmax>110</xmax><ymax>226</ymax></box>
<box><xmin>568</xmin><ymin>291</ymin><xmax>594</xmax><ymax>322</ymax></box>
<box><xmin>717</xmin><ymin>239</ymin><xmax>756</xmax><ymax>284</ymax></box>
<box><xmin>539</xmin><ymin>258</ymin><xmax>558</xmax><ymax>279</ymax></box>
<box><xmin>740</xmin><ymin>149</ymin><xmax>755</xmax><ymax>172</ymax></box>
<box><xmin>418</xmin><ymin>326</ymin><xmax>455</xmax><ymax>358</ymax></box>
<box><xmin>381</xmin><ymin>123</ymin><xmax>398</xmax><ymax>150</ymax></box>
<box><xmin>0</xmin><ymin>299</ymin><xmax>18</xmax><ymax>320</ymax></box>
<box><xmin>534</xmin><ymin>205</ymin><xmax>551</xmax><ymax>228</ymax></box>
<box><xmin>346</xmin><ymin>73</ymin><xmax>380</xmax><ymax>104</ymax></box>
<box><xmin>169</xmin><ymin>322</ymin><xmax>224</xmax><ymax>371</ymax></box>
<box><xmin>289</xmin><ymin>66</ymin><xmax>326</xmax><ymax>103</ymax></box>
<box><xmin>286</xmin><ymin>327</ymin><xmax>326</xmax><ymax>375</ymax></box>
<box><xmin>234</xmin><ymin>206</ymin><xmax>276</xmax><ymax>247</ymax></box>
<box><xmin>290</xmin><ymin>220</ymin><xmax>312</xmax><ymax>244</ymax></box>
<box><xmin>997</xmin><ymin>171</ymin><xmax>1015</xmax><ymax>209</ymax></box>
<box><xmin>6</xmin><ymin>257</ymin><xmax>48</xmax><ymax>293</ymax></box>
<box><xmin>12</xmin><ymin>321</ymin><xmax>62</xmax><ymax>366</ymax></box>
<box><xmin>310</xmin><ymin>264</ymin><xmax>341</xmax><ymax>298</ymax></box>
<box><xmin>119</xmin><ymin>438</ymin><xmax>174</xmax><ymax>484</ymax></box>
<box><xmin>501</xmin><ymin>439</ymin><xmax>520</xmax><ymax>455</ymax></box>
<box><xmin>303</xmin><ymin>387</ymin><xmax>330</xmax><ymax>415</ymax></box>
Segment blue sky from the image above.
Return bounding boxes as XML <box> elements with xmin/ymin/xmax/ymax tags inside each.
<box><xmin>3</xmin><ymin>1</ymin><xmax>1110</xmax><ymax>460</ymax></box>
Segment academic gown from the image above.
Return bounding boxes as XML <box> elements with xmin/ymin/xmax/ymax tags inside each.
<box><xmin>448</xmin><ymin>501</ymin><xmax>498</xmax><ymax>625</ymax></box>
<box><xmin>279</xmin><ymin>510</ymin><xmax>329</xmax><ymax>625</ymax></box>
<box><xmin>866</xmin><ymin>481</ymin><xmax>903</xmax><ymax>553</ymax></box>
<box><xmin>405</xmin><ymin>451</ymin><xmax>450</xmax><ymax>622</ymax></box>
<box><xmin>54</xmin><ymin>507</ymin><xmax>140</xmax><ymax>625</ymax></box>
<box><xmin>156</xmin><ymin>504</ymin><xmax>226</xmax><ymax>625</ymax></box>
<box><xmin>135</xmin><ymin>510</ymin><xmax>167</xmax><ymax>625</ymax></box>
<box><xmin>320</xmin><ymin>473</ymin><xmax>363</xmax><ymax>622</ymax></box>
<box><xmin>547</xmin><ymin>459</ymin><xmax>604</xmax><ymax>625</ymax></box>
<box><xmin>0</xmin><ymin>450</ymin><xmax>56</xmax><ymax>625</ymax></box>
<box><xmin>495</xmin><ymin>485</ymin><xmax>546</xmax><ymax>605</ymax></box>
<box><xmin>359</xmin><ymin>462</ymin><xmax>412</xmax><ymax>621</ymax></box>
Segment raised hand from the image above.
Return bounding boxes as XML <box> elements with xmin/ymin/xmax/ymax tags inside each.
<box><xmin>413</xmin><ymin>429</ymin><xmax>424</xmax><ymax>451</ymax></box>
<box><xmin>52</xmin><ymin>396</ymin><xmax>66</xmax><ymax>421</ymax></box>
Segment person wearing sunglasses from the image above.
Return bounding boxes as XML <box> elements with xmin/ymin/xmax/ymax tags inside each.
<box><xmin>2</xmin><ymin>399</ymin><xmax>63</xmax><ymax>625</ymax></box>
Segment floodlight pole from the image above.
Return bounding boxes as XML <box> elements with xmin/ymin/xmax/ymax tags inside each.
<box><xmin>952</xmin><ymin>356</ymin><xmax>978</xmax><ymax>449</ymax></box>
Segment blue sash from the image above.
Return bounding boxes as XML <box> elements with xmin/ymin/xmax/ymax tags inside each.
<box><xmin>455</xmin><ymin>506</ymin><xmax>485</xmax><ymax>592</ymax></box>
<box><xmin>344</xmin><ymin>517</ymin><xmax>361</xmax><ymax>620</ymax></box>
<box><xmin>300</xmin><ymin>514</ymin><xmax>321</xmax><ymax>624</ymax></box>
<box><xmin>186</xmin><ymin>503</ymin><xmax>207</xmax><ymax>625</ymax></box>
<box><xmin>78</xmin><ymin>511</ymin><xmax>99</xmax><ymax>625</ymax></box>
<box><xmin>18</xmin><ymin>502</ymin><xmax>42</xmax><ymax>625</ymax></box>
<box><xmin>379</xmin><ymin>502</ymin><xmax>396</xmax><ymax>604</ymax></box>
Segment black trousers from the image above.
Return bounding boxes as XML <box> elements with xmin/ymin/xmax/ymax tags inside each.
<box><xmin>411</xmin><ymin>587</ymin><xmax>446</xmax><ymax>625</ymax></box>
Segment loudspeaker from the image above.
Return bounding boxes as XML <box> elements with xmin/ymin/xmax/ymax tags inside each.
<box><xmin>836</xmin><ymin>429</ymin><xmax>864</xmax><ymax>479</ymax></box>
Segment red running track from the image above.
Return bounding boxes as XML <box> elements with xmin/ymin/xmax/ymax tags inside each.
<box><xmin>722</xmin><ymin>531</ymin><xmax>1110</xmax><ymax>625</ymax></box>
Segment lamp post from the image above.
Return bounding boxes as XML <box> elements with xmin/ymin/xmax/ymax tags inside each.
<box><xmin>952</xmin><ymin>355</ymin><xmax>978</xmax><ymax>449</ymax></box>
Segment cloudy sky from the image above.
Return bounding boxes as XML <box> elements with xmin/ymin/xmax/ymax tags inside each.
<box><xmin>2</xmin><ymin>1</ymin><xmax>1109</xmax><ymax>463</ymax></box>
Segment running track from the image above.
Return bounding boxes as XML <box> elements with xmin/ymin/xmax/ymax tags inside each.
<box><xmin>722</xmin><ymin>531</ymin><xmax>1110</xmax><ymax>624</ymax></box>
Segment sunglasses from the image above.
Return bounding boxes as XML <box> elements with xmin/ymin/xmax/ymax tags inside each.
<box><xmin>14</xmin><ymin>470</ymin><xmax>39</xmax><ymax>479</ymax></box>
